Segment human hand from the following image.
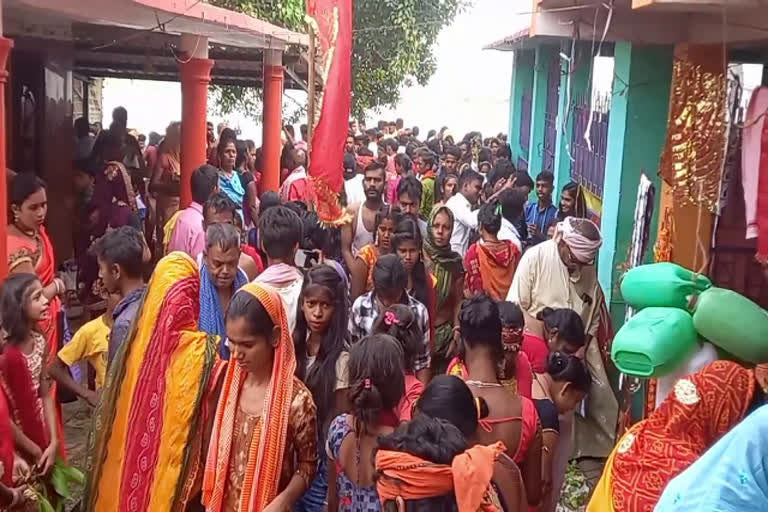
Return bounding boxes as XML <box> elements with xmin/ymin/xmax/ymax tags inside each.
<box><xmin>36</xmin><ymin>443</ymin><xmax>57</xmax><ymax>475</ymax></box>
<box><xmin>85</xmin><ymin>389</ymin><xmax>101</xmax><ymax>408</ymax></box>
<box><xmin>12</xmin><ymin>455</ymin><xmax>31</xmax><ymax>482</ymax></box>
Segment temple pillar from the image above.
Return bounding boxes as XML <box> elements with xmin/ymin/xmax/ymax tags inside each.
<box><xmin>598</xmin><ymin>42</ymin><xmax>673</xmax><ymax>325</ymax></box>
<box><xmin>261</xmin><ymin>49</ymin><xmax>284</xmax><ymax>193</ymax></box>
<box><xmin>178</xmin><ymin>34</ymin><xmax>213</xmax><ymax>208</ymax></box>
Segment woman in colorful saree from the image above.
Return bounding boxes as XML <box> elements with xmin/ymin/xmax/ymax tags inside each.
<box><xmin>84</xmin><ymin>252</ymin><xmax>220</xmax><ymax>512</ymax></box>
<box><xmin>0</xmin><ymin>273</ymin><xmax>59</xmax><ymax>474</ymax></box>
<box><xmin>202</xmin><ymin>282</ymin><xmax>318</xmax><ymax>512</ymax></box>
<box><xmin>421</xmin><ymin>206</ymin><xmax>464</xmax><ymax>373</ymax></box>
<box><xmin>464</xmin><ymin>201</ymin><xmax>520</xmax><ymax>301</ymax></box>
<box><xmin>656</xmin><ymin>404</ymin><xmax>768</xmax><ymax>512</ymax></box>
<box><xmin>587</xmin><ymin>360</ymin><xmax>768</xmax><ymax>512</ymax></box>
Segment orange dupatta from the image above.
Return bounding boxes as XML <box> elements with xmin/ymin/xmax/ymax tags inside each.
<box><xmin>202</xmin><ymin>283</ymin><xmax>297</xmax><ymax>512</ymax></box>
<box><xmin>376</xmin><ymin>441</ymin><xmax>506</xmax><ymax>511</ymax></box>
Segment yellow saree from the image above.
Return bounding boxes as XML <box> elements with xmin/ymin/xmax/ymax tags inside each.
<box><xmin>84</xmin><ymin>252</ymin><xmax>220</xmax><ymax>511</ymax></box>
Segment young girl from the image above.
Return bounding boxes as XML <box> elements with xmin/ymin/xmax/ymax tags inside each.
<box><xmin>373</xmin><ymin>305</ymin><xmax>425</xmax><ymax>422</ymax></box>
<box><xmin>533</xmin><ymin>352</ymin><xmax>591</xmax><ymax>512</ymax></box>
<box><xmin>350</xmin><ymin>206</ymin><xmax>401</xmax><ymax>300</ymax></box>
<box><xmin>293</xmin><ymin>265</ymin><xmax>351</xmax><ymax>511</ymax></box>
<box><xmin>524</xmin><ymin>307</ymin><xmax>586</xmax><ymax>373</ymax></box>
<box><xmin>455</xmin><ymin>294</ymin><xmax>542</xmax><ymax>508</ymax></box>
<box><xmin>0</xmin><ymin>273</ymin><xmax>59</xmax><ymax>475</ymax></box>
<box><xmin>202</xmin><ymin>283</ymin><xmax>317</xmax><ymax>511</ymax></box>
<box><xmin>327</xmin><ymin>335</ymin><xmax>405</xmax><ymax>512</ymax></box>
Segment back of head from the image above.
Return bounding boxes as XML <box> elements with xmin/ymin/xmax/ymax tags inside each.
<box><xmin>497</xmin><ymin>301</ymin><xmax>524</xmax><ymax>328</ymax></box>
<box><xmin>477</xmin><ymin>201</ymin><xmax>502</xmax><ymax>235</ymax></box>
<box><xmin>0</xmin><ymin>272</ymin><xmax>40</xmax><ymax>344</ymax></box>
<box><xmin>75</xmin><ymin>117</ymin><xmax>90</xmax><ymax>137</ymax></box>
<box><xmin>258</xmin><ymin>205</ymin><xmax>302</xmax><ymax>261</ymax></box>
<box><xmin>416</xmin><ymin>375</ymin><xmax>485</xmax><ymax>438</ymax></box>
<box><xmin>203</xmin><ymin>193</ymin><xmax>237</xmax><ymax>224</ymax></box>
<box><xmin>205</xmin><ymin>222</ymin><xmax>240</xmax><ymax>254</ymax></box>
<box><xmin>499</xmin><ymin>188</ymin><xmax>526</xmax><ymax>222</ymax></box>
<box><xmin>91</xmin><ymin>226</ymin><xmax>144</xmax><ymax>278</ymax></box>
<box><xmin>348</xmin><ymin>334</ymin><xmax>405</xmax><ymax>428</ymax></box>
<box><xmin>487</xmin><ymin>161</ymin><xmax>513</xmax><ymax>188</ymax></box>
<box><xmin>373</xmin><ymin>304</ymin><xmax>422</xmax><ymax>373</ymax></box>
<box><xmin>547</xmin><ymin>352</ymin><xmax>591</xmax><ymax>393</ymax></box>
<box><xmin>514</xmin><ymin>171</ymin><xmax>534</xmax><ymax>191</ymax></box>
<box><xmin>191</xmin><ymin>164</ymin><xmax>220</xmax><ymax>204</ymax></box>
<box><xmin>537</xmin><ymin>307</ymin><xmax>586</xmax><ymax>349</ymax></box>
<box><xmin>260</xmin><ymin>191</ymin><xmax>281</xmax><ymax>215</ymax></box>
<box><xmin>394</xmin><ymin>153</ymin><xmax>411</xmax><ymax>172</ymax></box>
<box><xmin>459</xmin><ymin>294</ymin><xmax>502</xmax><ymax>358</ymax></box>
<box><xmin>112</xmin><ymin>106</ymin><xmax>128</xmax><ymax>127</ymax></box>
<box><xmin>373</xmin><ymin>254</ymin><xmax>408</xmax><ymax>296</ymax></box>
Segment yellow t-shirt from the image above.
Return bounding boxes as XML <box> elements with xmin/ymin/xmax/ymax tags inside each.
<box><xmin>58</xmin><ymin>315</ymin><xmax>110</xmax><ymax>388</ymax></box>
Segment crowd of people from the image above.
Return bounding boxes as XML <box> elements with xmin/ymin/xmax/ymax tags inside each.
<box><xmin>0</xmin><ymin>111</ymin><xmax>765</xmax><ymax>512</ymax></box>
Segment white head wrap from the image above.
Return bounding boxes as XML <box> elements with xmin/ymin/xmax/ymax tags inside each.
<box><xmin>555</xmin><ymin>217</ymin><xmax>603</xmax><ymax>264</ymax></box>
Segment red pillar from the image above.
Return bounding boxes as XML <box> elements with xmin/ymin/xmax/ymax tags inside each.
<box><xmin>179</xmin><ymin>57</ymin><xmax>214</xmax><ymax>208</ymax></box>
<box><xmin>0</xmin><ymin>37</ymin><xmax>13</xmax><ymax>280</ymax></box>
<box><xmin>261</xmin><ymin>49</ymin><xmax>284</xmax><ymax>193</ymax></box>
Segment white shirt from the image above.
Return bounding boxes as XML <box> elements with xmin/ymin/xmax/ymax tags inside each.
<box><xmin>445</xmin><ymin>193</ymin><xmax>478</xmax><ymax>256</ymax></box>
<box><xmin>344</xmin><ymin>174</ymin><xmax>366</xmax><ymax>206</ymax></box>
<box><xmin>498</xmin><ymin>218</ymin><xmax>523</xmax><ymax>253</ymax></box>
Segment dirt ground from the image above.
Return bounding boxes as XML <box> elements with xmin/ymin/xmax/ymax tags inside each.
<box><xmin>62</xmin><ymin>399</ymin><xmax>92</xmax><ymax>510</ymax></box>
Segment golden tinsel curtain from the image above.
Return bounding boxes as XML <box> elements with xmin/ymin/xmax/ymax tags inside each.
<box><xmin>658</xmin><ymin>45</ymin><xmax>728</xmax><ymax>213</ymax></box>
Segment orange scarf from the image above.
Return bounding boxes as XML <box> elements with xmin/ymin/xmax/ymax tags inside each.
<box><xmin>376</xmin><ymin>442</ymin><xmax>506</xmax><ymax>511</ymax></box>
<box><xmin>202</xmin><ymin>283</ymin><xmax>297</xmax><ymax>512</ymax></box>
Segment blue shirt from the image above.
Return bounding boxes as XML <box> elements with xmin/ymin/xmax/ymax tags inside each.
<box><xmin>109</xmin><ymin>285</ymin><xmax>146</xmax><ymax>362</ymax></box>
<box><xmin>525</xmin><ymin>201</ymin><xmax>558</xmax><ymax>234</ymax></box>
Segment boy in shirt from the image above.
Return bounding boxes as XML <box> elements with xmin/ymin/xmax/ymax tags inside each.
<box><xmin>49</xmin><ymin>290</ymin><xmax>121</xmax><ymax>407</ymax></box>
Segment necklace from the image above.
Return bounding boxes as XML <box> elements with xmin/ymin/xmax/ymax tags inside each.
<box><xmin>14</xmin><ymin>223</ymin><xmax>36</xmax><ymax>238</ymax></box>
<box><xmin>466</xmin><ymin>380</ymin><xmax>504</xmax><ymax>388</ymax></box>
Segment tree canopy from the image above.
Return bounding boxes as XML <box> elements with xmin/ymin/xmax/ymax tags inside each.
<box><xmin>209</xmin><ymin>0</ymin><xmax>465</xmax><ymax>119</ymax></box>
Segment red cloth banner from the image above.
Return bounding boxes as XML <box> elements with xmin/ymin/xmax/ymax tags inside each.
<box><xmin>307</xmin><ymin>0</ymin><xmax>353</xmax><ymax>225</ymax></box>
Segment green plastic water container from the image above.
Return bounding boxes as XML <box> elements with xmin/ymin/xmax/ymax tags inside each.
<box><xmin>692</xmin><ymin>287</ymin><xmax>768</xmax><ymax>364</ymax></box>
<box><xmin>620</xmin><ymin>262</ymin><xmax>712</xmax><ymax>311</ymax></box>
<box><xmin>611</xmin><ymin>307</ymin><xmax>699</xmax><ymax>378</ymax></box>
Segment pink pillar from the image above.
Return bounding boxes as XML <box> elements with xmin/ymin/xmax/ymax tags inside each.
<box><xmin>179</xmin><ymin>35</ymin><xmax>213</xmax><ymax>208</ymax></box>
<box><xmin>261</xmin><ymin>49</ymin><xmax>284</xmax><ymax>193</ymax></box>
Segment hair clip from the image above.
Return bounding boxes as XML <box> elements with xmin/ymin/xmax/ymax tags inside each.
<box><xmin>495</xmin><ymin>203</ymin><xmax>502</xmax><ymax>216</ymax></box>
<box><xmin>474</xmin><ymin>396</ymin><xmax>482</xmax><ymax>420</ymax></box>
<box><xmin>364</xmin><ymin>378</ymin><xmax>371</xmax><ymax>390</ymax></box>
<box><xmin>383</xmin><ymin>311</ymin><xmax>400</xmax><ymax>326</ymax></box>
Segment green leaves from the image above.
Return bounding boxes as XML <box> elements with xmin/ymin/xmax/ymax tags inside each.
<box><xmin>209</xmin><ymin>0</ymin><xmax>465</xmax><ymax>118</ymax></box>
<box><xmin>26</xmin><ymin>458</ymin><xmax>85</xmax><ymax>512</ymax></box>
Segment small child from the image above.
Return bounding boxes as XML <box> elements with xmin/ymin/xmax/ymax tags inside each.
<box><xmin>49</xmin><ymin>290</ymin><xmax>121</xmax><ymax>407</ymax></box>
<box><xmin>524</xmin><ymin>307</ymin><xmax>586</xmax><ymax>373</ymax></box>
<box><xmin>373</xmin><ymin>304</ymin><xmax>425</xmax><ymax>422</ymax></box>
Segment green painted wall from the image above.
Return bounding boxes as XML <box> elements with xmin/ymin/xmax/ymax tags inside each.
<box><xmin>598</xmin><ymin>42</ymin><xmax>673</xmax><ymax>323</ymax></box>
<box><xmin>527</xmin><ymin>45</ymin><xmax>556</xmax><ymax>175</ymax></box>
<box><xmin>553</xmin><ymin>42</ymin><xmax>592</xmax><ymax>192</ymax></box>
<box><xmin>509</xmin><ymin>50</ymin><xmax>534</xmax><ymax>165</ymax></box>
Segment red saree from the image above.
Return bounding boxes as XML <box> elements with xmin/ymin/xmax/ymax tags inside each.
<box><xmin>0</xmin><ymin>390</ymin><xmax>13</xmax><ymax>487</ymax></box>
<box><xmin>604</xmin><ymin>361</ymin><xmax>756</xmax><ymax>512</ymax></box>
